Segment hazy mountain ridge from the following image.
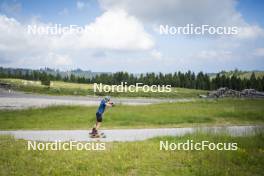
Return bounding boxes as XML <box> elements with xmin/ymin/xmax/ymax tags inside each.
<box><xmin>1</xmin><ymin>67</ymin><xmax>263</xmax><ymax>79</ymax></box>
<box><xmin>208</xmin><ymin>70</ymin><xmax>264</xmax><ymax>79</ymax></box>
<box><xmin>0</xmin><ymin>67</ymin><xmax>111</xmax><ymax>79</ymax></box>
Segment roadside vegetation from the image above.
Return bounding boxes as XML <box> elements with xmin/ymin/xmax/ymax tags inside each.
<box><xmin>0</xmin><ymin>131</ymin><xmax>263</xmax><ymax>175</ymax></box>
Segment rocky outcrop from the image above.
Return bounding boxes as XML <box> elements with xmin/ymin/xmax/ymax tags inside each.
<box><xmin>204</xmin><ymin>87</ymin><xmax>264</xmax><ymax>98</ymax></box>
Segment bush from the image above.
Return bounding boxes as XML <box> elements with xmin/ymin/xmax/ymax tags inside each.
<box><xmin>40</xmin><ymin>78</ymin><xmax>50</xmax><ymax>86</ymax></box>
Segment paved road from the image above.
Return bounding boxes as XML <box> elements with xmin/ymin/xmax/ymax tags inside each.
<box><xmin>0</xmin><ymin>125</ymin><xmax>262</xmax><ymax>142</ymax></box>
<box><xmin>0</xmin><ymin>88</ymin><xmax>195</xmax><ymax>109</ymax></box>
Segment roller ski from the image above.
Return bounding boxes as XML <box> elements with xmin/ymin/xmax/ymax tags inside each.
<box><xmin>89</xmin><ymin>128</ymin><xmax>106</xmax><ymax>138</ymax></box>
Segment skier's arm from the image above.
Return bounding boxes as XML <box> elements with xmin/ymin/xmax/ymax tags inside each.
<box><xmin>106</xmin><ymin>101</ymin><xmax>114</xmax><ymax>107</ymax></box>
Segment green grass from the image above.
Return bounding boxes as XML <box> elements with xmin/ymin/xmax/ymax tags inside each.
<box><xmin>0</xmin><ymin>99</ymin><xmax>263</xmax><ymax>130</ymax></box>
<box><xmin>0</xmin><ymin>131</ymin><xmax>263</xmax><ymax>175</ymax></box>
<box><xmin>0</xmin><ymin>78</ymin><xmax>206</xmax><ymax>98</ymax></box>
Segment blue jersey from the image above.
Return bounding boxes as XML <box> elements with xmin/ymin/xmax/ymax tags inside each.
<box><xmin>97</xmin><ymin>99</ymin><xmax>106</xmax><ymax>114</ymax></box>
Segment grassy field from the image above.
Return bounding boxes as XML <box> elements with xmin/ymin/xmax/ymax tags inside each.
<box><xmin>0</xmin><ymin>78</ymin><xmax>206</xmax><ymax>98</ymax></box>
<box><xmin>0</xmin><ymin>99</ymin><xmax>263</xmax><ymax>130</ymax></box>
<box><xmin>0</xmin><ymin>131</ymin><xmax>263</xmax><ymax>176</ymax></box>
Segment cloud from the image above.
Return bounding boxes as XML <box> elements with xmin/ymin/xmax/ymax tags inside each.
<box><xmin>196</xmin><ymin>50</ymin><xmax>233</xmax><ymax>61</ymax></box>
<box><xmin>0</xmin><ymin>15</ymin><xmax>58</xmax><ymax>67</ymax></box>
<box><xmin>99</xmin><ymin>0</ymin><xmax>242</xmax><ymax>25</ymax></box>
<box><xmin>99</xmin><ymin>0</ymin><xmax>264</xmax><ymax>40</ymax></box>
<box><xmin>0</xmin><ymin>1</ymin><xmax>263</xmax><ymax>72</ymax></box>
<box><xmin>97</xmin><ymin>0</ymin><xmax>264</xmax><ymax>72</ymax></box>
<box><xmin>51</xmin><ymin>10</ymin><xmax>154</xmax><ymax>51</ymax></box>
<box><xmin>76</xmin><ymin>1</ymin><xmax>86</xmax><ymax>10</ymax></box>
<box><xmin>253</xmin><ymin>48</ymin><xmax>264</xmax><ymax>57</ymax></box>
<box><xmin>58</xmin><ymin>8</ymin><xmax>69</xmax><ymax>16</ymax></box>
<box><xmin>0</xmin><ymin>1</ymin><xmax>21</xmax><ymax>15</ymax></box>
<box><xmin>91</xmin><ymin>51</ymin><xmax>106</xmax><ymax>58</ymax></box>
<box><xmin>237</xmin><ymin>25</ymin><xmax>264</xmax><ymax>39</ymax></box>
<box><xmin>0</xmin><ymin>11</ymin><xmax>154</xmax><ymax>68</ymax></box>
<box><xmin>150</xmin><ymin>50</ymin><xmax>162</xmax><ymax>59</ymax></box>
<box><xmin>76</xmin><ymin>10</ymin><xmax>154</xmax><ymax>50</ymax></box>
<box><xmin>48</xmin><ymin>53</ymin><xmax>72</xmax><ymax>66</ymax></box>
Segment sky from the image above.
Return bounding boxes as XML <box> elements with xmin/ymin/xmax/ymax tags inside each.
<box><xmin>0</xmin><ymin>0</ymin><xmax>263</xmax><ymax>73</ymax></box>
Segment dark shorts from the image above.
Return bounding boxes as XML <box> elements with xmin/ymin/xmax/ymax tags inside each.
<box><xmin>96</xmin><ymin>112</ymin><xmax>103</xmax><ymax>122</ymax></box>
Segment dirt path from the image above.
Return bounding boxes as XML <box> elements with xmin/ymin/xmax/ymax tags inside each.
<box><xmin>0</xmin><ymin>125</ymin><xmax>262</xmax><ymax>142</ymax></box>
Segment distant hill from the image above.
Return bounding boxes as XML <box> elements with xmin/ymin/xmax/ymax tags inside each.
<box><xmin>1</xmin><ymin>67</ymin><xmax>263</xmax><ymax>80</ymax></box>
<box><xmin>1</xmin><ymin>67</ymin><xmax>111</xmax><ymax>79</ymax></box>
<box><xmin>44</xmin><ymin>68</ymin><xmax>111</xmax><ymax>79</ymax></box>
<box><xmin>208</xmin><ymin>70</ymin><xmax>264</xmax><ymax>79</ymax></box>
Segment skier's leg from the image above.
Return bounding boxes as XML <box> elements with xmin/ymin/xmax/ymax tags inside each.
<box><xmin>91</xmin><ymin>113</ymin><xmax>99</xmax><ymax>134</ymax></box>
<box><xmin>95</xmin><ymin>121</ymin><xmax>101</xmax><ymax>131</ymax></box>
<box><xmin>93</xmin><ymin>112</ymin><xmax>102</xmax><ymax>134</ymax></box>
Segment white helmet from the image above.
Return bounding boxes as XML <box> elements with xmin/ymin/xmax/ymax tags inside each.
<box><xmin>104</xmin><ymin>96</ymin><xmax>111</xmax><ymax>102</ymax></box>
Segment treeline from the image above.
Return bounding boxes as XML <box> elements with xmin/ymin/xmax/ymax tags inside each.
<box><xmin>0</xmin><ymin>67</ymin><xmax>264</xmax><ymax>91</ymax></box>
<box><xmin>212</xmin><ymin>73</ymin><xmax>264</xmax><ymax>91</ymax></box>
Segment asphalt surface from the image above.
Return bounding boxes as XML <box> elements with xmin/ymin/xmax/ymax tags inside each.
<box><xmin>0</xmin><ymin>125</ymin><xmax>262</xmax><ymax>142</ymax></box>
<box><xmin>0</xmin><ymin>88</ymin><xmax>195</xmax><ymax>109</ymax></box>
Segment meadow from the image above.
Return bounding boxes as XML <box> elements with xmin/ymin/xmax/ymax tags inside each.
<box><xmin>0</xmin><ymin>78</ymin><xmax>206</xmax><ymax>98</ymax></box>
<box><xmin>0</xmin><ymin>99</ymin><xmax>263</xmax><ymax>130</ymax></box>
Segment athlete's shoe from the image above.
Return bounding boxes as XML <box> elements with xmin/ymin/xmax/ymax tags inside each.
<box><xmin>89</xmin><ymin>128</ymin><xmax>98</xmax><ymax>135</ymax></box>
